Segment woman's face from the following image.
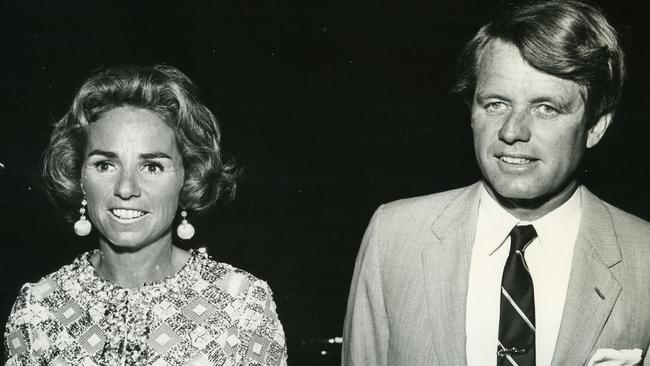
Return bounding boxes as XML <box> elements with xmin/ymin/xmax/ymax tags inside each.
<box><xmin>81</xmin><ymin>107</ymin><xmax>185</xmax><ymax>251</ymax></box>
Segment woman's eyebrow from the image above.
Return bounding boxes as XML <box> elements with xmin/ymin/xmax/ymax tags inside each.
<box><xmin>86</xmin><ymin>151</ymin><xmax>173</xmax><ymax>160</ymax></box>
<box><xmin>140</xmin><ymin>152</ymin><xmax>173</xmax><ymax>160</ymax></box>
<box><xmin>87</xmin><ymin>149</ymin><xmax>117</xmax><ymax>158</ymax></box>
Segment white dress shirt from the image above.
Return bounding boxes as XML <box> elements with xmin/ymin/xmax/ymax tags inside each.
<box><xmin>466</xmin><ymin>183</ymin><xmax>582</xmax><ymax>366</ymax></box>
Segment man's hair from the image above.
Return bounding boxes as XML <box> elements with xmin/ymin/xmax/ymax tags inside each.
<box><xmin>453</xmin><ymin>0</ymin><xmax>625</xmax><ymax>128</ymax></box>
<box><xmin>43</xmin><ymin>64</ymin><xmax>238</xmax><ymax>221</ymax></box>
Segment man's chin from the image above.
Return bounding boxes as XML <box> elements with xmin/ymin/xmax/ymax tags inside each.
<box><xmin>483</xmin><ymin>181</ymin><xmax>553</xmax><ymax>209</ymax></box>
<box><xmin>485</xmin><ymin>180</ymin><xmax>540</xmax><ymax>200</ymax></box>
<box><xmin>484</xmin><ymin>178</ymin><xmax>581</xmax><ymax>215</ymax></box>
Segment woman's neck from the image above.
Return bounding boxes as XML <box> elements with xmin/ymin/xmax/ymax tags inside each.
<box><xmin>92</xmin><ymin>241</ymin><xmax>189</xmax><ymax>289</ymax></box>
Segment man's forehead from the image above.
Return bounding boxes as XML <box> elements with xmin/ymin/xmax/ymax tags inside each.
<box><xmin>475</xmin><ymin>39</ymin><xmax>587</xmax><ymax>104</ymax></box>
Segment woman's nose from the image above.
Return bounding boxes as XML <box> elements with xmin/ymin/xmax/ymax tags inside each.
<box><xmin>114</xmin><ymin>169</ymin><xmax>141</xmax><ymax>199</ymax></box>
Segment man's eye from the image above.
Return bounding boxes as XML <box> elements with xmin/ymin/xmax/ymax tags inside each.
<box><xmin>536</xmin><ymin>104</ymin><xmax>559</xmax><ymax>118</ymax></box>
<box><xmin>485</xmin><ymin>102</ymin><xmax>507</xmax><ymax>113</ymax></box>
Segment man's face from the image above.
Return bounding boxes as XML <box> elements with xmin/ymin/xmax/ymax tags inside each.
<box><xmin>471</xmin><ymin>39</ymin><xmax>607</xmax><ymax>208</ymax></box>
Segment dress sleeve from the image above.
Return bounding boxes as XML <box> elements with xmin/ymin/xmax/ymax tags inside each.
<box><xmin>3</xmin><ymin>283</ymin><xmax>45</xmax><ymax>366</ymax></box>
<box><xmin>235</xmin><ymin>279</ymin><xmax>288</xmax><ymax>366</ymax></box>
<box><xmin>342</xmin><ymin>206</ymin><xmax>390</xmax><ymax>366</ymax></box>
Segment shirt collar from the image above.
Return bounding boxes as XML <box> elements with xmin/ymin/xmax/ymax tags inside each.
<box><xmin>530</xmin><ymin>186</ymin><xmax>582</xmax><ymax>251</ymax></box>
<box><xmin>477</xmin><ymin>183</ymin><xmax>582</xmax><ymax>255</ymax></box>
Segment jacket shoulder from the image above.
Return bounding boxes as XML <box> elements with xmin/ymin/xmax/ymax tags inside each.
<box><xmin>602</xmin><ymin>201</ymin><xmax>650</xmax><ymax>240</ymax></box>
<box><xmin>377</xmin><ymin>184</ymin><xmax>478</xmax><ymax>224</ymax></box>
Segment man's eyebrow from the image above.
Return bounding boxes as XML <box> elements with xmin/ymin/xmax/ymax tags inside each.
<box><xmin>140</xmin><ymin>152</ymin><xmax>173</xmax><ymax>160</ymax></box>
<box><xmin>529</xmin><ymin>96</ymin><xmax>575</xmax><ymax>111</ymax></box>
<box><xmin>474</xmin><ymin>92</ymin><xmax>512</xmax><ymax>103</ymax></box>
<box><xmin>87</xmin><ymin>149</ymin><xmax>117</xmax><ymax>158</ymax></box>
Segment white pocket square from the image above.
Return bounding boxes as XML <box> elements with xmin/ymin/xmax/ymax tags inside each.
<box><xmin>588</xmin><ymin>348</ymin><xmax>643</xmax><ymax>366</ymax></box>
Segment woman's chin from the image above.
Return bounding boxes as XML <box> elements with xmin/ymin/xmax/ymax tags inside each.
<box><xmin>99</xmin><ymin>232</ymin><xmax>171</xmax><ymax>253</ymax></box>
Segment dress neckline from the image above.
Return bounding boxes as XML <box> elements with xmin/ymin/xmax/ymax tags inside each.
<box><xmin>77</xmin><ymin>247</ymin><xmax>207</xmax><ymax>292</ymax></box>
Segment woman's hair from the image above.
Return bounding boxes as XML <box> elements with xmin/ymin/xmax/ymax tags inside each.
<box><xmin>453</xmin><ymin>0</ymin><xmax>625</xmax><ymax>128</ymax></box>
<box><xmin>43</xmin><ymin>64</ymin><xmax>238</xmax><ymax>221</ymax></box>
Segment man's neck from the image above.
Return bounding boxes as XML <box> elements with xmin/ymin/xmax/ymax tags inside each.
<box><xmin>485</xmin><ymin>180</ymin><xmax>581</xmax><ymax>222</ymax></box>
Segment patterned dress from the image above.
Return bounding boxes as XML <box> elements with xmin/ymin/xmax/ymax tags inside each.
<box><xmin>3</xmin><ymin>248</ymin><xmax>287</xmax><ymax>366</ymax></box>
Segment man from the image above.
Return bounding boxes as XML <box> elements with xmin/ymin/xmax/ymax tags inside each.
<box><xmin>342</xmin><ymin>1</ymin><xmax>650</xmax><ymax>365</ymax></box>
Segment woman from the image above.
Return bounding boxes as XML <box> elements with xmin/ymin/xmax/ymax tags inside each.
<box><xmin>3</xmin><ymin>65</ymin><xmax>287</xmax><ymax>365</ymax></box>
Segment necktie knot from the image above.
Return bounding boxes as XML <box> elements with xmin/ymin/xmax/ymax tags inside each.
<box><xmin>509</xmin><ymin>225</ymin><xmax>537</xmax><ymax>253</ymax></box>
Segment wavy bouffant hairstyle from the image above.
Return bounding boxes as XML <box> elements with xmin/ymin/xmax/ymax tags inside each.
<box><xmin>453</xmin><ymin>0</ymin><xmax>625</xmax><ymax>128</ymax></box>
<box><xmin>43</xmin><ymin>64</ymin><xmax>238</xmax><ymax>222</ymax></box>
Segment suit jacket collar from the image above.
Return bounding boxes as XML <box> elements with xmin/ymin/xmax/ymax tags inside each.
<box><xmin>550</xmin><ymin>187</ymin><xmax>622</xmax><ymax>366</ymax></box>
<box><xmin>422</xmin><ymin>182</ymin><xmax>483</xmax><ymax>366</ymax></box>
<box><xmin>576</xmin><ymin>186</ymin><xmax>622</xmax><ymax>267</ymax></box>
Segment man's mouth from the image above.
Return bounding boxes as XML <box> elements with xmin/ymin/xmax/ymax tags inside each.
<box><xmin>499</xmin><ymin>156</ymin><xmax>532</xmax><ymax>164</ymax></box>
<box><xmin>110</xmin><ymin>209</ymin><xmax>147</xmax><ymax>220</ymax></box>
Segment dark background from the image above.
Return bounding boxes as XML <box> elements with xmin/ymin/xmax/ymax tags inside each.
<box><xmin>1</xmin><ymin>1</ymin><xmax>648</xmax><ymax>364</ymax></box>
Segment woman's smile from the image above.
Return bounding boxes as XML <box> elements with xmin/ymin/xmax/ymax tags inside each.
<box><xmin>109</xmin><ymin>208</ymin><xmax>148</xmax><ymax>222</ymax></box>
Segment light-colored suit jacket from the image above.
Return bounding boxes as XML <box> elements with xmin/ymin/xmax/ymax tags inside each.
<box><xmin>342</xmin><ymin>182</ymin><xmax>650</xmax><ymax>365</ymax></box>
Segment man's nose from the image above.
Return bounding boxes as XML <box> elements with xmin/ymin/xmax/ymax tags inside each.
<box><xmin>498</xmin><ymin>109</ymin><xmax>532</xmax><ymax>144</ymax></box>
<box><xmin>114</xmin><ymin>169</ymin><xmax>141</xmax><ymax>199</ymax></box>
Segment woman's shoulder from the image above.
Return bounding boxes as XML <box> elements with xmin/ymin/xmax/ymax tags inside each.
<box><xmin>12</xmin><ymin>251</ymin><xmax>93</xmax><ymax>305</ymax></box>
<box><xmin>5</xmin><ymin>252</ymin><xmax>92</xmax><ymax>347</ymax></box>
<box><xmin>185</xmin><ymin>248</ymin><xmax>287</xmax><ymax>365</ymax></box>
<box><xmin>189</xmin><ymin>247</ymin><xmax>276</xmax><ymax>300</ymax></box>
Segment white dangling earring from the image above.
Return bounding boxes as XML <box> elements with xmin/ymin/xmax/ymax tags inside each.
<box><xmin>176</xmin><ymin>210</ymin><xmax>195</xmax><ymax>240</ymax></box>
<box><xmin>74</xmin><ymin>196</ymin><xmax>92</xmax><ymax>236</ymax></box>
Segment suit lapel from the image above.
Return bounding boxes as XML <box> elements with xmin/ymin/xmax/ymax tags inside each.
<box><xmin>551</xmin><ymin>187</ymin><xmax>622</xmax><ymax>366</ymax></box>
<box><xmin>422</xmin><ymin>182</ymin><xmax>482</xmax><ymax>366</ymax></box>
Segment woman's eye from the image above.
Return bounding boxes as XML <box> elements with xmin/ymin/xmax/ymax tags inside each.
<box><xmin>143</xmin><ymin>163</ymin><xmax>163</xmax><ymax>174</ymax></box>
<box><xmin>94</xmin><ymin>161</ymin><xmax>114</xmax><ymax>172</ymax></box>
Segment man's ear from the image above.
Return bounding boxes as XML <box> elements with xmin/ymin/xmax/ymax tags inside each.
<box><xmin>586</xmin><ymin>113</ymin><xmax>612</xmax><ymax>148</ymax></box>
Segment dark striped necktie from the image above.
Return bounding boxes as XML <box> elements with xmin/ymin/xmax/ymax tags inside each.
<box><xmin>497</xmin><ymin>225</ymin><xmax>537</xmax><ymax>366</ymax></box>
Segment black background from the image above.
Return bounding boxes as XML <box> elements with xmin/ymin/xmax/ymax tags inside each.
<box><xmin>1</xmin><ymin>1</ymin><xmax>649</xmax><ymax>364</ymax></box>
